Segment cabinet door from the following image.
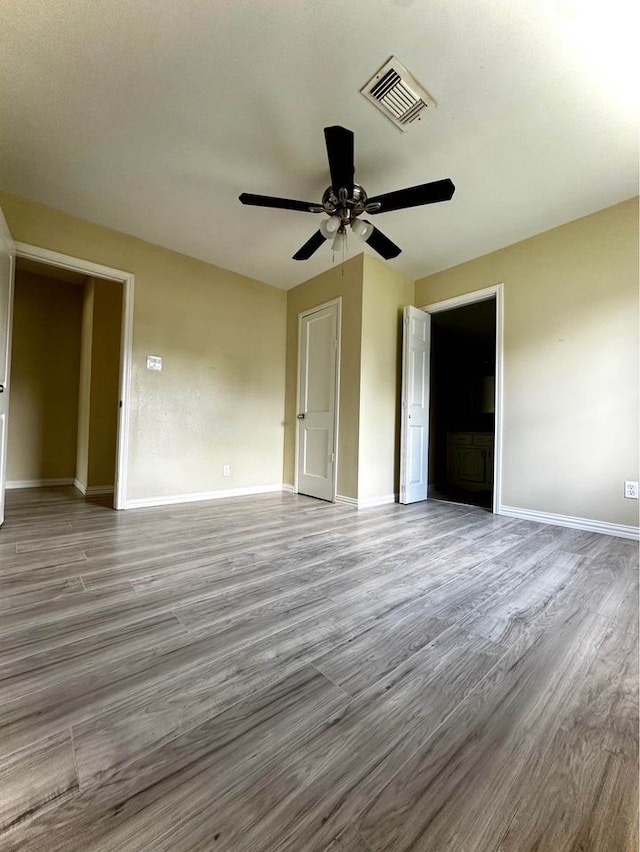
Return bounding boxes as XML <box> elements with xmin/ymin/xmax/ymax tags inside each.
<box><xmin>456</xmin><ymin>446</ymin><xmax>487</xmax><ymax>484</ymax></box>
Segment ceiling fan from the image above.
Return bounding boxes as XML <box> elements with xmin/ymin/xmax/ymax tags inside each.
<box><xmin>239</xmin><ymin>125</ymin><xmax>455</xmax><ymax>261</ymax></box>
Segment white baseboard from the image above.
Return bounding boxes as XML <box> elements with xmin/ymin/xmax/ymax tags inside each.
<box><xmin>335</xmin><ymin>493</ymin><xmax>396</xmax><ymax>509</ymax></box>
<box><xmin>125</xmin><ymin>484</ymin><xmax>284</xmax><ymax>510</ymax></box>
<box><xmin>359</xmin><ymin>493</ymin><xmax>397</xmax><ymax>508</ymax></box>
<box><xmin>499</xmin><ymin>505</ymin><xmax>640</xmax><ymax>541</ymax></box>
<box><xmin>6</xmin><ymin>478</ymin><xmax>74</xmax><ymax>489</ymax></box>
<box><xmin>74</xmin><ymin>479</ymin><xmax>113</xmax><ymax>496</ymax></box>
<box><xmin>335</xmin><ymin>494</ymin><xmax>358</xmax><ymax>507</ymax></box>
<box><xmin>282</xmin><ymin>483</ymin><xmax>295</xmax><ymax>494</ymax></box>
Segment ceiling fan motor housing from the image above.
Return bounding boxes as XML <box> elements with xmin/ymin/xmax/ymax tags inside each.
<box><xmin>322</xmin><ymin>183</ymin><xmax>368</xmax><ymax>223</ymax></box>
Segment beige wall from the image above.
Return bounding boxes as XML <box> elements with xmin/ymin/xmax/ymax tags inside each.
<box><xmin>8</xmin><ymin>270</ymin><xmax>83</xmax><ymax>482</ymax></box>
<box><xmin>284</xmin><ymin>255</ymin><xmax>363</xmax><ymax>498</ymax></box>
<box><xmin>1</xmin><ymin>190</ymin><xmax>287</xmax><ymax>502</ymax></box>
<box><xmin>416</xmin><ymin>197</ymin><xmax>639</xmax><ymax>527</ymax></box>
<box><xmin>359</xmin><ymin>255</ymin><xmax>414</xmax><ymax>501</ymax></box>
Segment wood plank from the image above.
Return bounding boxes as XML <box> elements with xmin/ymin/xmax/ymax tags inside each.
<box><xmin>496</xmin><ymin>730</ymin><xmax>638</xmax><ymax>851</ymax></box>
<box><xmin>320</xmin><ymin>826</ymin><xmax>373</xmax><ymax>852</ymax></box>
<box><xmin>312</xmin><ymin>599</ymin><xmax>451</xmax><ymax>697</ymax></box>
<box><xmin>454</xmin><ymin>552</ymin><xmax>589</xmax><ymax>646</ymax></box>
<box><xmin>0</xmin><ymin>730</ymin><xmax>77</xmax><ymax>834</ymax></box>
<box><xmin>0</xmin><ymin>612</ymin><xmax>188</xmax><ymax>707</ymax></box>
<box><xmin>0</xmin><ymin>576</ymin><xmax>85</xmax><ymax>613</ymax></box>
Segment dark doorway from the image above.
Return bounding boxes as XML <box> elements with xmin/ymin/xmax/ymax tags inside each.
<box><xmin>428</xmin><ymin>298</ymin><xmax>496</xmax><ymax>510</ymax></box>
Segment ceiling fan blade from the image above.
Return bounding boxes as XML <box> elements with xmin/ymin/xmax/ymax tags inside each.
<box><xmin>239</xmin><ymin>193</ymin><xmax>323</xmax><ymax>213</ymax></box>
<box><xmin>362</xmin><ymin>221</ymin><xmax>401</xmax><ymax>259</ymax></box>
<box><xmin>324</xmin><ymin>126</ymin><xmax>354</xmax><ymax>196</ymax></box>
<box><xmin>365</xmin><ymin>178</ymin><xmax>455</xmax><ymax>214</ymax></box>
<box><xmin>292</xmin><ymin>229</ymin><xmax>326</xmax><ymax>260</ymax></box>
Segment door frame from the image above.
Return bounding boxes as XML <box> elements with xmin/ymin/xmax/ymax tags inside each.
<box><xmin>420</xmin><ymin>283</ymin><xmax>504</xmax><ymax>514</ymax></box>
<box><xmin>13</xmin><ymin>242</ymin><xmax>134</xmax><ymax>511</ymax></box>
<box><xmin>0</xmin><ymin>207</ymin><xmax>15</xmax><ymax>527</ymax></box>
<box><xmin>294</xmin><ymin>297</ymin><xmax>341</xmax><ymax>501</ymax></box>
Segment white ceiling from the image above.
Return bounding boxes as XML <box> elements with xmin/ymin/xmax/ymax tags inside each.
<box><xmin>1</xmin><ymin>0</ymin><xmax>637</xmax><ymax>290</ymax></box>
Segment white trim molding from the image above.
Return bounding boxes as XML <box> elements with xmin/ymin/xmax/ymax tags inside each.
<box><xmin>335</xmin><ymin>494</ymin><xmax>358</xmax><ymax>507</ymax></box>
<box><xmin>281</xmin><ymin>483</ymin><xmax>295</xmax><ymax>494</ymax></box>
<box><xmin>73</xmin><ymin>479</ymin><xmax>114</xmax><ymax>496</ymax></box>
<box><xmin>335</xmin><ymin>493</ymin><xmax>396</xmax><ymax>508</ymax></box>
<box><xmin>500</xmin><ymin>504</ymin><xmax>640</xmax><ymax>541</ymax></box>
<box><xmin>125</xmin><ymin>484</ymin><xmax>284</xmax><ymax>510</ymax></box>
<box><xmin>359</xmin><ymin>494</ymin><xmax>397</xmax><ymax>508</ymax></box>
<box><xmin>420</xmin><ymin>283</ymin><xmax>504</xmax><ymax>515</ymax></box>
<box><xmin>6</xmin><ymin>478</ymin><xmax>74</xmax><ymax>489</ymax></box>
<box><xmin>14</xmin><ymin>242</ymin><xmax>134</xmax><ymax>512</ymax></box>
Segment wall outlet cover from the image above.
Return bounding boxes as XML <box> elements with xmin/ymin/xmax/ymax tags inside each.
<box><xmin>624</xmin><ymin>481</ymin><xmax>638</xmax><ymax>499</ymax></box>
<box><xmin>146</xmin><ymin>355</ymin><xmax>162</xmax><ymax>371</ymax></box>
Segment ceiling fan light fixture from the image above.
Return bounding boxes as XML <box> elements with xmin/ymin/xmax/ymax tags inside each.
<box><xmin>351</xmin><ymin>218</ymin><xmax>374</xmax><ymax>240</ymax></box>
<box><xmin>331</xmin><ymin>230</ymin><xmax>347</xmax><ymax>253</ymax></box>
<box><xmin>320</xmin><ymin>216</ymin><xmax>342</xmax><ymax>239</ymax></box>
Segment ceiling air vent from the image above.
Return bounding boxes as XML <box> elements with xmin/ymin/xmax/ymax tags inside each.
<box><xmin>361</xmin><ymin>57</ymin><xmax>436</xmax><ymax>132</ymax></box>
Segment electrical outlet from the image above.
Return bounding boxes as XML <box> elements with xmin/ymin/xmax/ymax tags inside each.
<box><xmin>146</xmin><ymin>355</ymin><xmax>162</xmax><ymax>371</ymax></box>
<box><xmin>624</xmin><ymin>481</ymin><xmax>638</xmax><ymax>499</ymax></box>
<box><xmin>223</xmin><ymin>465</ymin><xmax>231</xmax><ymax>477</ymax></box>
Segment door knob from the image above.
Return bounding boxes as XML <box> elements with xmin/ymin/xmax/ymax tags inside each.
<box><xmin>0</xmin><ymin>384</ymin><xmax>4</xmax><ymax>393</ymax></box>
<box><xmin>297</xmin><ymin>413</ymin><xmax>305</xmax><ymax>420</ymax></box>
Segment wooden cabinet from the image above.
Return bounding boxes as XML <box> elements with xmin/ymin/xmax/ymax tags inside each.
<box><xmin>447</xmin><ymin>432</ymin><xmax>494</xmax><ymax>491</ymax></box>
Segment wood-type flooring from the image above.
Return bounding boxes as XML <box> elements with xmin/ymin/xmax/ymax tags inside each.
<box><xmin>0</xmin><ymin>487</ymin><xmax>637</xmax><ymax>851</ymax></box>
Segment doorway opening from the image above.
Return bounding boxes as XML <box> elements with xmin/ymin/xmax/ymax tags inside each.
<box><xmin>7</xmin><ymin>244</ymin><xmax>134</xmax><ymax>510</ymax></box>
<box><xmin>428</xmin><ymin>298</ymin><xmax>496</xmax><ymax>510</ymax></box>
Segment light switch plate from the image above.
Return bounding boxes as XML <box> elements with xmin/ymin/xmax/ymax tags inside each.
<box><xmin>146</xmin><ymin>355</ymin><xmax>162</xmax><ymax>371</ymax></box>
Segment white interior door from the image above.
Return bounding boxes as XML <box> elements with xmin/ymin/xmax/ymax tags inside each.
<box><xmin>296</xmin><ymin>302</ymin><xmax>339</xmax><ymax>501</ymax></box>
<box><xmin>0</xmin><ymin>205</ymin><xmax>16</xmax><ymax>526</ymax></box>
<box><xmin>399</xmin><ymin>305</ymin><xmax>430</xmax><ymax>504</ymax></box>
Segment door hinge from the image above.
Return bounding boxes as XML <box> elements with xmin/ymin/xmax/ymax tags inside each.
<box><xmin>334</xmin><ymin>338</ymin><xmax>338</xmax><ymax>350</ymax></box>
<box><xmin>330</xmin><ymin>451</ymin><xmax>335</xmax><ymax>463</ymax></box>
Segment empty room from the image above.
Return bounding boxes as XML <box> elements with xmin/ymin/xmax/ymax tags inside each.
<box><xmin>0</xmin><ymin>1</ymin><xmax>638</xmax><ymax>850</ymax></box>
